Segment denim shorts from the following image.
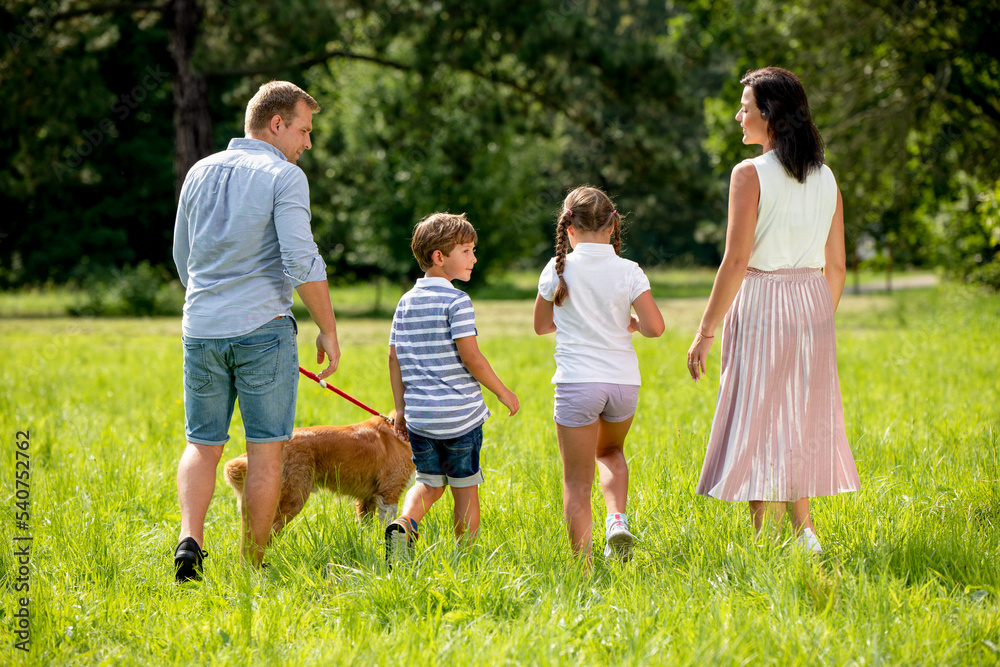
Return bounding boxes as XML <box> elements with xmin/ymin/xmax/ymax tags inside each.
<box><xmin>407</xmin><ymin>425</ymin><xmax>484</xmax><ymax>488</ymax></box>
<box><xmin>553</xmin><ymin>382</ymin><xmax>639</xmax><ymax>428</ymax></box>
<box><xmin>182</xmin><ymin>317</ymin><xmax>298</xmax><ymax>446</ymax></box>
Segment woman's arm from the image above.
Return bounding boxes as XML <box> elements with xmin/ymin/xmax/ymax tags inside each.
<box><xmin>687</xmin><ymin>161</ymin><xmax>760</xmax><ymax>380</ymax></box>
<box><xmin>824</xmin><ymin>188</ymin><xmax>847</xmax><ymax>312</ymax></box>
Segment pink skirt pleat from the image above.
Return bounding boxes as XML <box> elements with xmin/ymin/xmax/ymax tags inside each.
<box><xmin>695</xmin><ymin>268</ymin><xmax>861</xmax><ymax>502</ymax></box>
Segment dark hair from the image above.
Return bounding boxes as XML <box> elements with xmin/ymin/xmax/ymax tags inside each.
<box><xmin>552</xmin><ymin>186</ymin><xmax>621</xmax><ymax>307</ymax></box>
<box><xmin>741</xmin><ymin>67</ymin><xmax>824</xmax><ymax>183</ymax></box>
<box><xmin>411</xmin><ymin>212</ymin><xmax>477</xmax><ymax>271</ymax></box>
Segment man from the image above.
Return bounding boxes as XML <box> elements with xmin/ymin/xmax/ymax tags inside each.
<box><xmin>171</xmin><ymin>81</ymin><xmax>339</xmax><ymax>581</ymax></box>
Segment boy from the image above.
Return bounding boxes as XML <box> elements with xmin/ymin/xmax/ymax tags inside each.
<box><xmin>386</xmin><ymin>212</ymin><xmax>519</xmax><ymax>562</ymax></box>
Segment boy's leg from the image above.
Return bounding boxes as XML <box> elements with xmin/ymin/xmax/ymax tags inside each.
<box><xmin>387</xmin><ymin>482</ymin><xmax>444</xmax><ymax>563</ymax></box>
<box><xmin>399</xmin><ymin>482</ymin><xmax>446</xmax><ymax>524</ymax></box>
<box><xmin>450</xmin><ymin>486</ymin><xmax>480</xmax><ymax>544</ymax></box>
<box><xmin>556</xmin><ymin>421</ymin><xmax>599</xmax><ymax>557</ymax></box>
<box><xmin>594</xmin><ymin>415</ymin><xmax>634</xmax><ymax>514</ymax></box>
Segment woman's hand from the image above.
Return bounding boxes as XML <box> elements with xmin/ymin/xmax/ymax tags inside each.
<box><xmin>687</xmin><ymin>331</ymin><xmax>715</xmax><ymax>381</ymax></box>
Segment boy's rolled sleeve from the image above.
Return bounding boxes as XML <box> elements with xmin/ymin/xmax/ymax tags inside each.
<box><xmin>274</xmin><ymin>167</ymin><xmax>327</xmax><ymax>286</ymax></box>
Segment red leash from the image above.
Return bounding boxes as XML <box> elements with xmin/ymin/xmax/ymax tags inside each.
<box><xmin>298</xmin><ymin>366</ymin><xmax>393</xmax><ymax>424</ymax></box>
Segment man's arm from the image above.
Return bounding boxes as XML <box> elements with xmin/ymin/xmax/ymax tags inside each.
<box><xmin>172</xmin><ymin>196</ymin><xmax>190</xmax><ymax>288</ymax></box>
<box><xmin>296</xmin><ymin>281</ymin><xmax>340</xmax><ymax>379</ymax></box>
<box><xmin>455</xmin><ymin>336</ymin><xmax>519</xmax><ymax>416</ymax></box>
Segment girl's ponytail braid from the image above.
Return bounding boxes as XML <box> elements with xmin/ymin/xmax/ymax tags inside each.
<box><xmin>553</xmin><ymin>212</ymin><xmax>571</xmax><ymax>307</ymax></box>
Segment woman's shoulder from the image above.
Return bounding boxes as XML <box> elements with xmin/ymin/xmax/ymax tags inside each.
<box><xmin>733</xmin><ymin>157</ymin><xmax>765</xmax><ymax>182</ymax></box>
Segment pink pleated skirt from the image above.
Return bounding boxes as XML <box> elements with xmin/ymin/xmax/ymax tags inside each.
<box><xmin>695</xmin><ymin>267</ymin><xmax>861</xmax><ymax>502</ymax></box>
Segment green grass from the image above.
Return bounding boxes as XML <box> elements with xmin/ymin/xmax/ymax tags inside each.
<box><xmin>0</xmin><ymin>267</ymin><xmax>939</xmax><ymax>318</ymax></box>
<box><xmin>0</xmin><ymin>282</ymin><xmax>997</xmax><ymax>665</ymax></box>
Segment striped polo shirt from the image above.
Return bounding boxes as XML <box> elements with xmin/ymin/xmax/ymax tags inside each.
<box><xmin>389</xmin><ymin>277</ymin><xmax>490</xmax><ymax>438</ymax></box>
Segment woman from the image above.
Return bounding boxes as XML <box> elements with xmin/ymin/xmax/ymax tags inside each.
<box><xmin>688</xmin><ymin>67</ymin><xmax>860</xmax><ymax>553</ymax></box>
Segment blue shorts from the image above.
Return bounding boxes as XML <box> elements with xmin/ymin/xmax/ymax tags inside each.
<box><xmin>407</xmin><ymin>425</ymin><xmax>484</xmax><ymax>488</ymax></box>
<box><xmin>553</xmin><ymin>382</ymin><xmax>639</xmax><ymax>428</ymax></box>
<box><xmin>182</xmin><ymin>317</ymin><xmax>298</xmax><ymax>446</ymax></box>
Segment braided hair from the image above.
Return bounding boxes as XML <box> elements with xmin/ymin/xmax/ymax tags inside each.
<box><xmin>552</xmin><ymin>186</ymin><xmax>622</xmax><ymax>307</ymax></box>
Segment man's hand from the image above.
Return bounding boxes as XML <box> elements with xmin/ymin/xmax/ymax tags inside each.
<box><xmin>315</xmin><ymin>331</ymin><xmax>340</xmax><ymax>379</ymax></box>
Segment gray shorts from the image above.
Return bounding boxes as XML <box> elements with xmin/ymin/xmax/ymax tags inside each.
<box><xmin>553</xmin><ymin>382</ymin><xmax>640</xmax><ymax>428</ymax></box>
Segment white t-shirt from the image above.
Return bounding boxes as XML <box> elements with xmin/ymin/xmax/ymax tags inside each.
<box><xmin>747</xmin><ymin>151</ymin><xmax>838</xmax><ymax>270</ymax></box>
<box><xmin>537</xmin><ymin>243</ymin><xmax>651</xmax><ymax>385</ymax></box>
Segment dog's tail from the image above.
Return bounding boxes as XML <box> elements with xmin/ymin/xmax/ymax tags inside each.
<box><xmin>223</xmin><ymin>455</ymin><xmax>248</xmax><ymax>495</ymax></box>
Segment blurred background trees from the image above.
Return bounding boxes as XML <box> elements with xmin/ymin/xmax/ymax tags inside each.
<box><xmin>1</xmin><ymin>0</ymin><xmax>997</xmax><ymax>295</ymax></box>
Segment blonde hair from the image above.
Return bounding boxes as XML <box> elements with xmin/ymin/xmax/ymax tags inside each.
<box><xmin>552</xmin><ymin>186</ymin><xmax>622</xmax><ymax>307</ymax></box>
<box><xmin>244</xmin><ymin>81</ymin><xmax>319</xmax><ymax>135</ymax></box>
<box><xmin>411</xmin><ymin>213</ymin><xmax>478</xmax><ymax>271</ymax></box>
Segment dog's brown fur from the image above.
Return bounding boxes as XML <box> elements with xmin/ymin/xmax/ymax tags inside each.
<box><xmin>223</xmin><ymin>413</ymin><xmax>413</xmax><ymax>534</ymax></box>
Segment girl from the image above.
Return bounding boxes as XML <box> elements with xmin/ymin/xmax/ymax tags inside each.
<box><xmin>533</xmin><ymin>186</ymin><xmax>664</xmax><ymax>563</ymax></box>
<box><xmin>688</xmin><ymin>67</ymin><xmax>860</xmax><ymax>553</ymax></box>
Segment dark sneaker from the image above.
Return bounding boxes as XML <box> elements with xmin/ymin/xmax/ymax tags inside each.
<box><xmin>174</xmin><ymin>536</ymin><xmax>208</xmax><ymax>582</ymax></box>
<box><xmin>385</xmin><ymin>517</ymin><xmax>418</xmax><ymax>566</ymax></box>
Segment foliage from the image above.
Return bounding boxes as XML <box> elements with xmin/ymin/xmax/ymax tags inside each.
<box><xmin>0</xmin><ymin>3</ymin><xmax>175</xmax><ymax>286</ymax></box>
<box><xmin>696</xmin><ymin>0</ymin><xmax>1000</xmax><ymax>278</ymax></box>
<box><xmin>1</xmin><ymin>0</ymin><xmax>999</xmax><ymax>289</ymax></box>
<box><xmin>66</xmin><ymin>261</ymin><xmax>184</xmax><ymax>317</ymax></box>
<box><xmin>930</xmin><ymin>174</ymin><xmax>1000</xmax><ymax>291</ymax></box>
<box><xmin>0</xmin><ymin>284</ymin><xmax>998</xmax><ymax>663</ymax></box>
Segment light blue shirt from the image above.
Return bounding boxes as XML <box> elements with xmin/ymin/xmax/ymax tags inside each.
<box><xmin>173</xmin><ymin>138</ymin><xmax>327</xmax><ymax>338</ymax></box>
<box><xmin>389</xmin><ymin>277</ymin><xmax>490</xmax><ymax>438</ymax></box>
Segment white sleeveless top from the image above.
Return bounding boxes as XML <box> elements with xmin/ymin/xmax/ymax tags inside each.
<box><xmin>747</xmin><ymin>151</ymin><xmax>838</xmax><ymax>270</ymax></box>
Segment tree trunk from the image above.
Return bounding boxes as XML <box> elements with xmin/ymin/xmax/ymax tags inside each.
<box><xmin>165</xmin><ymin>0</ymin><xmax>213</xmax><ymax>200</ymax></box>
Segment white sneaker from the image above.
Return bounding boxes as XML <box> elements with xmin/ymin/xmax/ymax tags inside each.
<box><xmin>796</xmin><ymin>527</ymin><xmax>823</xmax><ymax>554</ymax></box>
<box><xmin>603</xmin><ymin>514</ymin><xmax>635</xmax><ymax>562</ymax></box>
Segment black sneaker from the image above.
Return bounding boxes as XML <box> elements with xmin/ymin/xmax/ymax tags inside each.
<box><xmin>385</xmin><ymin>518</ymin><xmax>418</xmax><ymax>566</ymax></box>
<box><xmin>174</xmin><ymin>536</ymin><xmax>208</xmax><ymax>583</ymax></box>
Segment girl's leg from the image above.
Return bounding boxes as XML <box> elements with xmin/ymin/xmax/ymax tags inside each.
<box><xmin>594</xmin><ymin>416</ymin><xmax>634</xmax><ymax>514</ymax></box>
<box><xmin>556</xmin><ymin>421</ymin><xmax>599</xmax><ymax>557</ymax></box>
<box><xmin>450</xmin><ymin>486</ymin><xmax>481</xmax><ymax>545</ymax></box>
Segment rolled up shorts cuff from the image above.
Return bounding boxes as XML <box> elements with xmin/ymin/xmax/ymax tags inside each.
<box><xmin>415</xmin><ymin>472</ymin><xmax>448</xmax><ymax>488</ymax></box>
<box><xmin>245</xmin><ymin>433</ymin><xmax>294</xmax><ymax>444</ymax></box>
<box><xmin>186</xmin><ymin>435</ymin><xmax>230</xmax><ymax>447</ymax></box>
<box><xmin>447</xmin><ymin>470</ymin><xmax>484</xmax><ymax>488</ymax></box>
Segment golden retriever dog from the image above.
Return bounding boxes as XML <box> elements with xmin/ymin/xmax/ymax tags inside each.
<box><xmin>223</xmin><ymin>413</ymin><xmax>414</xmax><ymax>534</ymax></box>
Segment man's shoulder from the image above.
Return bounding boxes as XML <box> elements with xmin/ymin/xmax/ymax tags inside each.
<box><xmin>189</xmin><ymin>141</ymin><xmax>301</xmax><ymax>179</ymax></box>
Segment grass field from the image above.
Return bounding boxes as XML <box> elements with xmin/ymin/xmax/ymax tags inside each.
<box><xmin>0</xmin><ymin>279</ymin><xmax>997</xmax><ymax>665</ymax></box>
